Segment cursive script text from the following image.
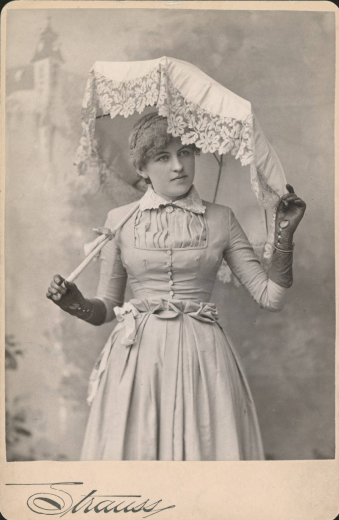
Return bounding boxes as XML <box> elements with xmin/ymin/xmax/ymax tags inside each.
<box><xmin>6</xmin><ymin>482</ymin><xmax>176</xmax><ymax>518</ymax></box>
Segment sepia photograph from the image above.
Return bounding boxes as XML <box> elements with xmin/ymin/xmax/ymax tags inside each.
<box><xmin>3</xmin><ymin>2</ymin><xmax>335</xmax><ymax>470</ymax></box>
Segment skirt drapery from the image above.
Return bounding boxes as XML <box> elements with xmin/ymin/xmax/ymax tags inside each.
<box><xmin>80</xmin><ymin>299</ymin><xmax>264</xmax><ymax>461</ymax></box>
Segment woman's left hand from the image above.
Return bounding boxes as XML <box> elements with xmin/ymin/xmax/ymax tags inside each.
<box><xmin>276</xmin><ymin>184</ymin><xmax>306</xmax><ymax>234</ymax></box>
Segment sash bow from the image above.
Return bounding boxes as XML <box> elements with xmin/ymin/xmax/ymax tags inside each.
<box><xmin>87</xmin><ymin>298</ymin><xmax>219</xmax><ymax>405</ymax></box>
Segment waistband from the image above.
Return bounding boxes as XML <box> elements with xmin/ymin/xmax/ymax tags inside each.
<box><xmin>87</xmin><ymin>298</ymin><xmax>219</xmax><ymax>405</ymax></box>
<box><xmin>115</xmin><ymin>298</ymin><xmax>219</xmax><ymax>337</ymax></box>
<box><xmin>114</xmin><ymin>298</ymin><xmax>218</xmax><ymax>353</ymax></box>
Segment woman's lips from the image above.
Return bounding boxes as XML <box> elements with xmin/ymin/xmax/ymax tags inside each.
<box><xmin>171</xmin><ymin>175</ymin><xmax>187</xmax><ymax>181</ymax></box>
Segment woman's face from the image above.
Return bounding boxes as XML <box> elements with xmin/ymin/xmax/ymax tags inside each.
<box><xmin>137</xmin><ymin>137</ymin><xmax>196</xmax><ymax>201</ymax></box>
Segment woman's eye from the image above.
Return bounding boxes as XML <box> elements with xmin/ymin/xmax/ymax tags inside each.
<box><xmin>179</xmin><ymin>149</ymin><xmax>191</xmax><ymax>157</ymax></box>
<box><xmin>157</xmin><ymin>155</ymin><xmax>169</xmax><ymax>162</ymax></box>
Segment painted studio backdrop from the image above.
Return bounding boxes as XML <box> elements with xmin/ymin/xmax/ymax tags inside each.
<box><xmin>5</xmin><ymin>8</ymin><xmax>335</xmax><ymax>461</ymax></box>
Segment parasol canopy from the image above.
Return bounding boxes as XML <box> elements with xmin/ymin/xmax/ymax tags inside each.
<box><xmin>75</xmin><ymin>56</ymin><xmax>287</xmax><ymax>260</ymax></box>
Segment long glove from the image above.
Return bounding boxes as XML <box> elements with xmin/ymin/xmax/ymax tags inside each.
<box><xmin>268</xmin><ymin>184</ymin><xmax>306</xmax><ymax>288</ymax></box>
<box><xmin>46</xmin><ymin>275</ymin><xmax>107</xmax><ymax>326</ymax></box>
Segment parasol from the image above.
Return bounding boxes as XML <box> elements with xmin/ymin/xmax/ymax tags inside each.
<box><xmin>67</xmin><ymin>56</ymin><xmax>287</xmax><ymax>283</ymax></box>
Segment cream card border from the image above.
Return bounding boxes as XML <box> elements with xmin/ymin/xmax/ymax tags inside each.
<box><xmin>0</xmin><ymin>2</ymin><xmax>338</xmax><ymax>519</ymax></box>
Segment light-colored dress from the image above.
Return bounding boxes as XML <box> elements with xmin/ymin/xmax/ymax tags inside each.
<box><xmin>80</xmin><ymin>186</ymin><xmax>286</xmax><ymax>461</ymax></box>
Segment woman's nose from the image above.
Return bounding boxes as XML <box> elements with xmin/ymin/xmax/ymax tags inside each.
<box><xmin>172</xmin><ymin>156</ymin><xmax>183</xmax><ymax>172</ymax></box>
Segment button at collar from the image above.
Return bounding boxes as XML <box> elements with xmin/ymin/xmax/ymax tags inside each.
<box><xmin>166</xmin><ymin>206</ymin><xmax>174</xmax><ymax>213</ymax></box>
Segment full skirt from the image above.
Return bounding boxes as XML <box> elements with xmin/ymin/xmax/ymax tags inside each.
<box><xmin>81</xmin><ymin>305</ymin><xmax>264</xmax><ymax>461</ymax></box>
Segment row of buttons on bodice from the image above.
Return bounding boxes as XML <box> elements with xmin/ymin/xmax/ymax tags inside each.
<box><xmin>166</xmin><ymin>249</ymin><xmax>174</xmax><ymax>298</ymax></box>
<box><xmin>165</xmin><ymin>206</ymin><xmax>174</xmax><ymax>298</ymax></box>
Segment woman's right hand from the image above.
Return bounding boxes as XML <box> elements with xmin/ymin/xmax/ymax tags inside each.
<box><xmin>46</xmin><ymin>275</ymin><xmax>87</xmax><ymax>316</ymax></box>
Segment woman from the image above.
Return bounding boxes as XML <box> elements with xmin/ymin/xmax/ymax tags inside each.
<box><xmin>47</xmin><ymin>112</ymin><xmax>306</xmax><ymax>461</ymax></box>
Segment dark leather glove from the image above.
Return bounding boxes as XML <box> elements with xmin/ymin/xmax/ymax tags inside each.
<box><xmin>268</xmin><ymin>249</ymin><xmax>294</xmax><ymax>288</ymax></box>
<box><xmin>269</xmin><ymin>184</ymin><xmax>306</xmax><ymax>289</ymax></box>
<box><xmin>275</xmin><ymin>184</ymin><xmax>306</xmax><ymax>238</ymax></box>
<box><xmin>46</xmin><ymin>275</ymin><xmax>106</xmax><ymax>325</ymax></box>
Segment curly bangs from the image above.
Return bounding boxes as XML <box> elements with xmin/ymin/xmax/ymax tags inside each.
<box><xmin>129</xmin><ymin>112</ymin><xmax>199</xmax><ymax>172</ymax></box>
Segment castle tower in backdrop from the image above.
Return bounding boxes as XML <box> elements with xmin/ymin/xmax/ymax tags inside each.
<box><xmin>31</xmin><ymin>17</ymin><xmax>64</xmax><ymax>163</ymax></box>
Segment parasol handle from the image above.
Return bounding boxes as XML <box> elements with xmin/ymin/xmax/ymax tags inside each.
<box><xmin>65</xmin><ymin>235</ymin><xmax>111</xmax><ymax>283</ymax></box>
<box><xmin>65</xmin><ymin>201</ymin><xmax>140</xmax><ymax>284</ymax></box>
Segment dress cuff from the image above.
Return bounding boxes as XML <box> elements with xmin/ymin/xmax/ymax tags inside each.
<box><xmin>95</xmin><ymin>296</ymin><xmax>116</xmax><ymax>323</ymax></box>
<box><xmin>266</xmin><ymin>279</ymin><xmax>287</xmax><ymax>311</ymax></box>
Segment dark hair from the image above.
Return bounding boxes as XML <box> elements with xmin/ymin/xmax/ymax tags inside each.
<box><xmin>129</xmin><ymin>112</ymin><xmax>200</xmax><ymax>179</ymax></box>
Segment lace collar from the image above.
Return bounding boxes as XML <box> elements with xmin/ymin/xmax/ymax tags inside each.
<box><xmin>139</xmin><ymin>185</ymin><xmax>206</xmax><ymax>214</ymax></box>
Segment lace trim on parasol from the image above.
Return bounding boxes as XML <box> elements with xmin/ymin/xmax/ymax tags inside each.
<box><xmin>75</xmin><ymin>64</ymin><xmax>254</xmax><ymax>178</ymax></box>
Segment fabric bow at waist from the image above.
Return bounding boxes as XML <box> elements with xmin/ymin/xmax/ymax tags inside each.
<box><xmin>115</xmin><ymin>298</ymin><xmax>219</xmax><ymax>345</ymax></box>
<box><xmin>87</xmin><ymin>298</ymin><xmax>219</xmax><ymax>405</ymax></box>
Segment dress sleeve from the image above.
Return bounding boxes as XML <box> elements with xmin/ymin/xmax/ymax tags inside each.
<box><xmin>95</xmin><ymin>211</ymin><xmax>128</xmax><ymax>323</ymax></box>
<box><xmin>223</xmin><ymin>208</ymin><xmax>286</xmax><ymax>312</ymax></box>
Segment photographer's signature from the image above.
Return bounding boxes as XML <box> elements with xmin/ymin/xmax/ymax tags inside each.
<box><xmin>6</xmin><ymin>482</ymin><xmax>175</xmax><ymax>518</ymax></box>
